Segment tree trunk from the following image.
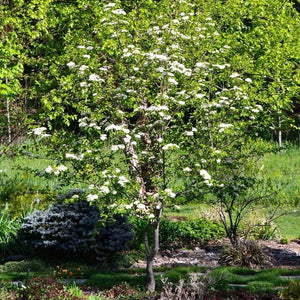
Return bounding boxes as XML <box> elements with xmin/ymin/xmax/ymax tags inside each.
<box><xmin>146</xmin><ymin>256</ymin><xmax>155</xmax><ymax>292</ymax></box>
<box><xmin>278</xmin><ymin>117</ymin><xmax>282</xmax><ymax>147</ymax></box>
<box><xmin>144</xmin><ymin>210</ymin><xmax>161</xmax><ymax>292</ymax></box>
<box><xmin>6</xmin><ymin>78</ymin><xmax>11</xmax><ymax>144</ymax></box>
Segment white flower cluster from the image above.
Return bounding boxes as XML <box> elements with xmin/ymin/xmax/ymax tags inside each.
<box><xmin>145</xmin><ymin>52</ymin><xmax>169</xmax><ymax>61</ymax></box>
<box><xmin>78</xmin><ymin>117</ymin><xmax>101</xmax><ymax>130</ymax></box>
<box><xmin>87</xmin><ymin>194</ymin><xmax>98</xmax><ymax>201</ymax></box>
<box><xmin>118</xmin><ymin>175</ymin><xmax>129</xmax><ymax>187</ymax></box>
<box><xmin>165</xmin><ymin>188</ymin><xmax>176</xmax><ymax>198</ymax></box>
<box><xmin>89</xmin><ymin>74</ymin><xmax>103</xmax><ymax>82</ymax></box>
<box><xmin>122</xmin><ymin>200</ymin><xmax>154</xmax><ymax>219</ymax></box>
<box><xmin>45</xmin><ymin>165</ymin><xmax>67</xmax><ymax>175</ymax></box>
<box><xmin>218</xmin><ymin>123</ymin><xmax>233</xmax><ymax>132</ymax></box>
<box><xmin>169</xmin><ymin>61</ymin><xmax>192</xmax><ymax>76</ymax></box>
<box><xmin>29</xmin><ymin>127</ymin><xmax>51</xmax><ymax>138</ymax></box>
<box><xmin>66</xmin><ymin>61</ymin><xmax>76</xmax><ymax>68</ymax></box>
<box><xmin>162</xmin><ymin>143</ymin><xmax>180</xmax><ymax>150</ymax></box>
<box><xmin>65</xmin><ymin>153</ymin><xmax>84</xmax><ymax>160</ymax></box>
<box><xmin>105</xmin><ymin>123</ymin><xmax>130</xmax><ymax>133</ymax></box>
<box><xmin>200</xmin><ymin>169</ymin><xmax>212</xmax><ymax>186</ymax></box>
<box><xmin>212</xmin><ymin>63</ymin><xmax>230</xmax><ymax>70</ymax></box>
<box><xmin>111</xmin><ymin>144</ymin><xmax>125</xmax><ymax>151</ymax></box>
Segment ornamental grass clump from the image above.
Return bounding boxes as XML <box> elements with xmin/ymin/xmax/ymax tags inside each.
<box><xmin>218</xmin><ymin>239</ymin><xmax>272</xmax><ymax>268</ymax></box>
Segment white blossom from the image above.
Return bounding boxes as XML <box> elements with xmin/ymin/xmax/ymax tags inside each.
<box><xmin>66</xmin><ymin>61</ymin><xmax>76</xmax><ymax>68</ymax></box>
<box><xmin>99</xmin><ymin>186</ymin><xmax>110</xmax><ymax>194</ymax></box>
<box><xmin>183</xmin><ymin>167</ymin><xmax>192</xmax><ymax>172</ymax></box>
<box><xmin>118</xmin><ymin>176</ymin><xmax>129</xmax><ymax>187</ymax></box>
<box><xmin>162</xmin><ymin>144</ymin><xmax>180</xmax><ymax>150</ymax></box>
<box><xmin>45</xmin><ymin>166</ymin><xmax>53</xmax><ymax>173</ymax></box>
<box><xmin>112</xmin><ymin>9</ymin><xmax>126</xmax><ymax>15</ymax></box>
<box><xmin>200</xmin><ymin>169</ymin><xmax>211</xmax><ymax>180</ymax></box>
<box><xmin>123</xmin><ymin>135</ymin><xmax>131</xmax><ymax>143</ymax></box>
<box><xmin>219</xmin><ymin>123</ymin><xmax>233</xmax><ymax>128</ymax></box>
<box><xmin>168</xmin><ymin>77</ymin><xmax>178</xmax><ymax>85</ymax></box>
<box><xmin>195</xmin><ymin>62</ymin><xmax>208</xmax><ymax>68</ymax></box>
<box><xmin>111</xmin><ymin>144</ymin><xmax>125</xmax><ymax>151</ymax></box>
<box><xmin>147</xmin><ymin>105</ymin><xmax>169</xmax><ymax>112</ymax></box>
<box><xmin>230</xmin><ymin>72</ymin><xmax>240</xmax><ymax>78</ymax></box>
<box><xmin>100</xmin><ymin>134</ymin><xmax>107</xmax><ymax>141</ymax></box>
<box><xmin>124</xmin><ymin>203</ymin><xmax>133</xmax><ymax>209</ymax></box>
<box><xmin>185</xmin><ymin>131</ymin><xmax>194</xmax><ymax>136</ymax></box>
<box><xmin>146</xmin><ymin>53</ymin><xmax>168</xmax><ymax>61</ymax></box>
<box><xmin>31</xmin><ymin>127</ymin><xmax>48</xmax><ymax>135</ymax></box>
<box><xmin>79</xmin><ymin>65</ymin><xmax>89</xmax><ymax>73</ymax></box>
<box><xmin>105</xmin><ymin>124</ymin><xmax>129</xmax><ymax>132</ymax></box>
<box><xmin>195</xmin><ymin>94</ymin><xmax>205</xmax><ymax>99</ymax></box>
<box><xmin>65</xmin><ymin>153</ymin><xmax>84</xmax><ymax>160</ymax></box>
<box><xmin>104</xmin><ymin>3</ymin><xmax>116</xmax><ymax>8</ymax></box>
<box><xmin>87</xmin><ymin>194</ymin><xmax>99</xmax><ymax>201</ymax></box>
<box><xmin>165</xmin><ymin>188</ymin><xmax>176</xmax><ymax>198</ymax></box>
<box><xmin>89</xmin><ymin>74</ymin><xmax>102</xmax><ymax>82</ymax></box>
<box><xmin>57</xmin><ymin>165</ymin><xmax>67</xmax><ymax>172</ymax></box>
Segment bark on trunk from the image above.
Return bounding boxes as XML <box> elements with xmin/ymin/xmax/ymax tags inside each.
<box><xmin>144</xmin><ymin>209</ymin><xmax>161</xmax><ymax>292</ymax></box>
<box><xmin>6</xmin><ymin>78</ymin><xmax>11</xmax><ymax>144</ymax></box>
<box><xmin>278</xmin><ymin>117</ymin><xmax>282</xmax><ymax>147</ymax></box>
<box><xmin>146</xmin><ymin>257</ymin><xmax>155</xmax><ymax>292</ymax></box>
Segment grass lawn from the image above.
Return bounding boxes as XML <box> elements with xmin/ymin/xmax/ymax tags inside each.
<box><xmin>274</xmin><ymin>209</ymin><xmax>300</xmax><ymax>240</ymax></box>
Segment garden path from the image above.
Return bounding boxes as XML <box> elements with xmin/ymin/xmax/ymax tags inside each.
<box><xmin>131</xmin><ymin>239</ymin><xmax>300</xmax><ymax>269</ymax></box>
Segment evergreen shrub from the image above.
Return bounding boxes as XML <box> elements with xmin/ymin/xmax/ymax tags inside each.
<box><xmin>20</xmin><ymin>201</ymin><xmax>133</xmax><ymax>261</ymax></box>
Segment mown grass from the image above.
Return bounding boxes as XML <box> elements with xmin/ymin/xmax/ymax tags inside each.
<box><xmin>274</xmin><ymin>210</ymin><xmax>300</xmax><ymax>240</ymax></box>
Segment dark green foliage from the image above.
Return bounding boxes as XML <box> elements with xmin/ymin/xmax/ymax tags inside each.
<box><xmin>159</xmin><ymin>218</ymin><xmax>225</xmax><ymax>247</ymax></box>
<box><xmin>20</xmin><ymin>201</ymin><xmax>133</xmax><ymax>261</ymax></box>
<box><xmin>131</xmin><ymin>217</ymin><xmax>225</xmax><ymax>249</ymax></box>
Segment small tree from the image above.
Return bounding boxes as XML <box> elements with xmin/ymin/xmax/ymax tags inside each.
<box><xmin>29</xmin><ymin>0</ymin><xmax>289</xmax><ymax>291</ymax></box>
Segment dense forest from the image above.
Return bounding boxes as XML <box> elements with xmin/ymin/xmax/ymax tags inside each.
<box><xmin>0</xmin><ymin>0</ymin><xmax>300</xmax><ymax>296</ymax></box>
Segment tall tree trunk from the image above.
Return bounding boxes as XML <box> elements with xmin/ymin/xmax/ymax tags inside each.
<box><xmin>278</xmin><ymin>116</ymin><xmax>282</xmax><ymax>147</ymax></box>
<box><xmin>6</xmin><ymin>78</ymin><xmax>11</xmax><ymax>144</ymax></box>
